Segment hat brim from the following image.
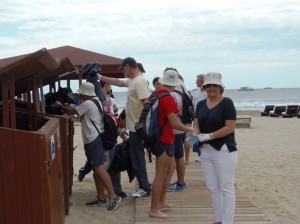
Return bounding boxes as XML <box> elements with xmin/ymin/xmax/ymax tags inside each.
<box><xmin>203</xmin><ymin>79</ymin><xmax>225</xmax><ymax>88</ymax></box>
<box><xmin>158</xmin><ymin>78</ymin><xmax>183</xmax><ymax>87</ymax></box>
<box><xmin>78</xmin><ymin>89</ymin><xmax>96</xmax><ymax>96</ymax></box>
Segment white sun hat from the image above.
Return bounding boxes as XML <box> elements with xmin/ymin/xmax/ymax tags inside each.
<box><xmin>159</xmin><ymin>69</ymin><xmax>182</xmax><ymax>87</ymax></box>
<box><xmin>203</xmin><ymin>72</ymin><xmax>225</xmax><ymax>88</ymax></box>
<box><xmin>78</xmin><ymin>82</ymin><xmax>96</xmax><ymax>96</ymax></box>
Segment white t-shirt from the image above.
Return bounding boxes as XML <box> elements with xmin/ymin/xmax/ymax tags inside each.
<box><xmin>124</xmin><ymin>75</ymin><xmax>150</xmax><ymax>132</ymax></box>
<box><xmin>192</xmin><ymin>88</ymin><xmax>207</xmax><ymax>111</ymax></box>
<box><xmin>76</xmin><ymin>98</ymin><xmax>104</xmax><ymax>144</ymax></box>
<box><xmin>102</xmin><ymin>95</ymin><xmax>115</xmax><ymax>114</ymax></box>
<box><xmin>171</xmin><ymin>84</ymin><xmax>187</xmax><ymax>134</ymax></box>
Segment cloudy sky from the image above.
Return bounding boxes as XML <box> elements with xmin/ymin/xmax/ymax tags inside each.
<box><xmin>1</xmin><ymin>0</ymin><xmax>300</xmax><ymax>91</ymax></box>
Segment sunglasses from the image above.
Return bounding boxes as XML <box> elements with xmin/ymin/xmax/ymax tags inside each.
<box><xmin>204</xmin><ymin>84</ymin><xmax>220</xmax><ymax>88</ymax></box>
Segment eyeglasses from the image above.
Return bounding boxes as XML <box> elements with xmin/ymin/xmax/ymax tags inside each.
<box><xmin>204</xmin><ymin>84</ymin><xmax>220</xmax><ymax>88</ymax></box>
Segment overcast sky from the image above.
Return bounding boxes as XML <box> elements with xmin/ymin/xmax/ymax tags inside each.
<box><xmin>1</xmin><ymin>0</ymin><xmax>300</xmax><ymax>91</ymax></box>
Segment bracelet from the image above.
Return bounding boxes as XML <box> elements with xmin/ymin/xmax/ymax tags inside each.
<box><xmin>97</xmin><ymin>73</ymin><xmax>102</xmax><ymax>80</ymax></box>
<box><xmin>209</xmin><ymin>133</ymin><xmax>214</xmax><ymax>139</ymax></box>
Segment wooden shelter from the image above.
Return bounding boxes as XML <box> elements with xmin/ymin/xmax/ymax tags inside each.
<box><xmin>0</xmin><ymin>48</ymin><xmax>77</xmax><ymax>224</ymax></box>
<box><xmin>0</xmin><ymin>45</ymin><xmax>146</xmax><ymax>80</ymax></box>
<box><xmin>0</xmin><ymin>46</ymin><xmax>147</xmax><ymax>223</ymax></box>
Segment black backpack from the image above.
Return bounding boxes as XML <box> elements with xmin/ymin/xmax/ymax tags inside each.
<box><xmin>173</xmin><ymin>85</ymin><xmax>195</xmax><ymax>124</ymax></box>
<box><xmin>90</xmin><ymin>99</ymin><xmax>118</xmax><ymax>150</ymax></box>
<box><xmin>135</xmin><ymin>92</ymin><xmax>169</xmax><ymax>147</ymax></box>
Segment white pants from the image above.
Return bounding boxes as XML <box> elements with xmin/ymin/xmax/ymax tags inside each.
<box><xmin>200</xmin><ymin>144</ymin><xmax>238</xmax><ymax>224</ymax></box>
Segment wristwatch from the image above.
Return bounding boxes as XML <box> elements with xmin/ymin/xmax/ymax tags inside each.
<box><xmin>209</xmin><ymin>133</ymin><xmax>214</xmax><ymax>139</ymax></box>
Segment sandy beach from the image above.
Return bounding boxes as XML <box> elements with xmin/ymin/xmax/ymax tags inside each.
<box><xmin>65</xmin><ymin>111</ymin><xmax>300</xmax><ymax>224</ymax></box>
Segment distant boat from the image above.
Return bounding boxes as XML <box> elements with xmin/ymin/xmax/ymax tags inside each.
<box><xmin>238</xmin><ymin>86</ymin><xmax>254</xmax><ymax>91</ymax></box>
<box><xmin>264</xmin><ymin>87</ymin><xmax>272</xmax><ymax>89</ymax></box>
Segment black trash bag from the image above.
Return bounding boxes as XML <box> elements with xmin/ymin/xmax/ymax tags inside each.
<box><xmin>44</xmin><ymin>92</ymin><xmax>64</xmax><ymax>115</ymax></box>
<box><xmin>109</xmin><ymin>140</ymin><xmax>135</xmax><ymax>183</ymax></box>
<box><xmin>56</xmin><ymin>87</ymin><xmax>76</xmax><ymax>105</ymax></box>
<box><xmin>81</xmin><ymin>62</ymin><xmax>106</xmax><ymax>102</ymax></box>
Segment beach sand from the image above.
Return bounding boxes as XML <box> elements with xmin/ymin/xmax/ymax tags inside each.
<box><xmin>65</xmin><ymin>112</ymin><xmax>300</xmax><ymax>224</ymax></box>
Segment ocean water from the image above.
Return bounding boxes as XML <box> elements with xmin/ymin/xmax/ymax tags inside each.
<box><xmin>112</xmin><ymin>88</ymin><xmax>300</xmax><ymax>111</ymax></box>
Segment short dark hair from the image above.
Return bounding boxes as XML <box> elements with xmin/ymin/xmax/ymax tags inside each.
<box><xmin>119</xmin><ymin>57</ymin><xmax>137</xmax><ymax>70</ymax></box>
<box><xmin>152</xmin><ymin>77</ymin><xmax>160</xmax><ymax>86</ymax></box>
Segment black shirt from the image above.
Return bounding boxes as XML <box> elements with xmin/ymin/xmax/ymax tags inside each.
<box><xmin>196</xmin><ymin>97</ymin><xmax>237</xmax><ymax>152</ymax></box>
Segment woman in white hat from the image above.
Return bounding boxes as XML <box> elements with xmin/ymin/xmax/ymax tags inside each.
<box><xmin>193</xmin><ymin>72</ymin><xmax>238</xmax><ymax>224</ymax></box>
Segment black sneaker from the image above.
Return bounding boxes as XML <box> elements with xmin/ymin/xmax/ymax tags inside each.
<box><xmin>86</xmin><ymin>198</ymin><xmax>107</xmax><ymax>206</ymax></box>
<box><xmin>78</xmin><ymin>173</ymin><xmax>85</xmax><ymax>182</ymax></box>
<box><xmin>107</xmin><ymin>196</ymin><xmax>121</xmax><ymax>211</ymax></box>
<box><xmin>117</xmin><ymin>191</ymin><xmax>127</xmax><ymax>199</ymax></box>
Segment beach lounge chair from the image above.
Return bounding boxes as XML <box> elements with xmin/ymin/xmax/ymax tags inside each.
<box><xmin>261</xmin><ymin>105</ymin><xmax>275</xmax><ymax>116</ymax></box>
<box><xmin>269</xmin><ymin>106</ymin><xmax>287</xmax><ymax>117</ymax></box>
<box><xmin>236</xmin><ymin>115</ymin><xmax>251</xmax><ymax>128</ymax></box>
<box><xmin>281</xmin><ymin>105</ymin><xmax>299</xmax><ymax>118</ymax></box>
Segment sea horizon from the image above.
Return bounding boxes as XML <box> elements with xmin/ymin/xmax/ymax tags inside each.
<box><xmin>112</xmin><ymin>87</ymin><xmax>300</xmax><ymax>111</ymax></box>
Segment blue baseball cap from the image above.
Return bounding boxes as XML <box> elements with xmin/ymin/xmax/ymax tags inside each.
<box><xmin>119</xmin><ymin>57</ymin><xmax>138</xmax><ymax>70</ymax></box>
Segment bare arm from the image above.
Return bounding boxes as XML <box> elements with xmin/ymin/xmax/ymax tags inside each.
<box><xmin>141</xmin><ymin>98</ymin><xmax>148</xmax><ymax>105</ymax></box>
<box><xmin>119</xmin><ymin>132</ymin><xmax>128</xmax><ymax>142</ymax></box>
<box><xmin>61</xmin><ymin>104</ymin><xmax>79</xmax><ymax>116</ymax></box>
<box><xmin>210</xmin><ymin>120</ymin><xmax>235</xmax><ymax>138</ymax></box>
<box><xmin>167</xmin><ymin>113</ymin><xmax>193</xmax><ymax>133</ymax></box>
<box><xmin>193</xmin><ymin>117</ymin><xmax>235</xmax><ymax>139</ymax></box>
<box><xmin>193</xmin><ymin>118</ymin><xmax>200</xmax><ymax>135</ymax></box>
<box><xmin>100</xmin><ymin>75</ymin><xmax>127</xmax><ymax>87</ymax></box>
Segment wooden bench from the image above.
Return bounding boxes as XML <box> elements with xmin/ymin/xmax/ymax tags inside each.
<box><xmin>236</xmin><ymin>115</ymin><xmax>251</xmax><ymax>128</ymax></box>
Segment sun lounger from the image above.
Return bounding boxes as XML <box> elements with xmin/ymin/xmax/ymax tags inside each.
<box><xmin>236</xmin><ymin>115</ymin><xmax>251</xmax><ymax>128</ymax></box>
<box><xmin>281</xmin><ymin>105</ymin><xmax>299</xmax><ymax>118</ymax></box>
<box><xmin>269</xmin><ymin>106</ymin><xmax>287</xmax><ymax>117</ymax></box>
<box><xmin>261</xmin><ymin>105</ymin><xmax>275</xmax><ymax>116</ymax></box>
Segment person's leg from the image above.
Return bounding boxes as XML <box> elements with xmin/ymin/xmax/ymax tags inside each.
<box><xmin>200</xmin><ymin>144</ymin><xmax>223</xmax><ymax>223</ymax></box>
<box><xmin>84</xmin><ymin>135</ymin><xmax>121</xmax><ymax>210</ymax></box>
<box><xmin>168</xmin><ymin>133</ymin><xmax>186</xmax><ymax>191</ymax></box>
<box><xmin>108</xmin><ymin>170</ymin><xmax>126</xmax><ymax>197</ymax></box>
<box><xmin>93</xmin><ymin>165</ymin><xmax>116</xmax><ymax>198</ymax></box>
<box><xmin>149</xmin><ymin>150</ymin><xmax>173</xmax><ymax>218</ymax></box>
<box><xmin>93</xmin><ymin>172</ymin><xmax>105</xmax><ymax>200</ymax></box>
<box><xmin>175</xmin><ymin>133</ymin><xmax>186</xmax><ymax>186</ymax></box>
<box><xmin>184</xmin><ymin>141</ymin><xmax>190</xmax><ymax>165</ymax></box>
<box><xmin>78</xmin><ymin>160</ymin><xmax>92</xmax><ymax>181</ymax></box>
<box><xmin>129</xmin><ymin>132</ymin><xmax>151</xmax><ymax>195</ymax></box>
<box><xmin>159</xmin><ymin>157</ymin><xmax>176</xmax><ymax>207</ymax></box>
<box><xmin>214</xmin><ymin>145</ymin><xmax>238</xmax><ymax>224</ymax></box>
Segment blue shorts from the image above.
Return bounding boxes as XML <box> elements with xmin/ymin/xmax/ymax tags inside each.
<box><xmin>151</xmin><ymin>142</ymin><xmax>175</xmax><ymax>158</ymax></box>
<box><xmin>84</xmin><ymin>134</ymin><xmax>104</xmax><ymax>167</ymax></box>
<box><xmin>174</xmin><ymin>133</ymin><xmax>185</xmax><ymax>159</ymax></box>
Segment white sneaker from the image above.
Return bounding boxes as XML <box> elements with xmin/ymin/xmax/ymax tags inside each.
<box><xmin>195</xmin><ymin>156</ymin><xmax>201</xmax><ymax>162</ymax></box>
<box><xmin>130</xmin><ymin>188</ymin><xmax>150</xmax><ymax>198</ymax></box>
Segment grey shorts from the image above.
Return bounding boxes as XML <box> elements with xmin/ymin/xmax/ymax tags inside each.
<box><xmin>84</xmin><ymin>134</ymin><xmax>104</xmax><ymax>167</ymax></box>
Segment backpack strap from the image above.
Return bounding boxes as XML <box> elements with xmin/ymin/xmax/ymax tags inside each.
<box><xmin>155</xmin><ymin>92</ymin><xmax>170</xmax><ymax>133</ymax></box>
<box><xmin>89</xmin><ymin>99</ymin><xmax>103</xmax><ymax>135</ymax></box>
<box><xmin>90</xmin><ymin>98</ymin><xmax>104</xmax><ymax>114</ymax></box>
